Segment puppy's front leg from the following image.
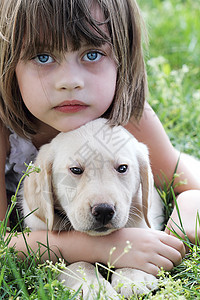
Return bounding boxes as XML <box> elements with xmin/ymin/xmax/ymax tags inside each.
<box><xmin>112</xmin><ymin>268</ymin><xmax>157</xmax><ymax>297</ymax></box>
<box><xmin>59</xmin><ymin>262</ymin><xmax>120</xmax><ymax>299</ymax></box>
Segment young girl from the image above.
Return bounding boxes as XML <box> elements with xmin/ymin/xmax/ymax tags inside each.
<box><xmin>0</xmin><ymin>0</ymin><xmax>199</xmax><ymax>277</ymax></box>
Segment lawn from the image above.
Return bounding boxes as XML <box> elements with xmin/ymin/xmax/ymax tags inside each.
<box><xmin>1</xmin><ymin>0</ymin><xmax>200</xmax><ymax>299</ymax></box>
<box><xmin>139</xmin><ymin>0</ymin><xmax>200</xmax><ymax>156</ymax></box>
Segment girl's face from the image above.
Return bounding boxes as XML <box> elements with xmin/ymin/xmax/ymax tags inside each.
<box><xmin>15</xmin><ymin>7</ymin><xmax>117</xmax><ymax>133</ymax></box>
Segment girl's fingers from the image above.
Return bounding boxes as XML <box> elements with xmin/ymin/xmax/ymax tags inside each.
<box><xmin>144</xmin><ymin>260</ymin><xmax>172</xmax><ymax>277</ymax></box>
<box><xmin>158</xmin><ymin>249</ymin><xmax>181</xmax><ymax>269</ymax></box>
<box><xmin>155</xmin><ymin>255</ymin><xmax>174</xmax><ymax>271</ymax></box>
<box><xmin>145</xmin><ymin>263</ymin><xmax>160</xmax><ymax>277</ymax></box>
<box><xmin>142</xmin><ymin>232</ymin><xmax>186</xmax><ymax>273</ymax></box>
<box><xmin>160</xmin><ymin>232</ymin><xmax>186</xmax><ymax>258</ymax></box>
<box><xmin>149</xmin><ymin>248</ymin><xmax>181</xmax><ymax>274</ymax></box>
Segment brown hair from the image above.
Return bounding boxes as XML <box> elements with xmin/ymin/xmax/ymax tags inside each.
<box><xmin>0</xmin><ymin>0</ymin><xmax>147</xmax><ymax>138</ymax></box>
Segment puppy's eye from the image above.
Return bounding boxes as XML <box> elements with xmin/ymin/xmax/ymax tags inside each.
<box><xmin>70</xmin><ymin>167</ymin><xmax>84</xmax><ymax>175</ymax></box>
<box><xmin>116</xmin><ymin>164</ymin><xmax>128</xmax><ymax>173</ymax></box>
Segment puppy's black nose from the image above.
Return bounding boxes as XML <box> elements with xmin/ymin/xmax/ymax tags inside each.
<box><xmin>91</xmin><ymin>204</ymin><xmax>115</xmax><ymax>225</ymax></box>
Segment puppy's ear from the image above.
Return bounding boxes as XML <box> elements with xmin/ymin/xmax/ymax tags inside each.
<box><xmin>137</xmin><ymin>143</ymin><xmax>154</xmax><ymax>228</ymax></box>
<box><xmin>23</xmin><ymin>144</ymin><xmax>55</xmax><ymax>230</ymax></box>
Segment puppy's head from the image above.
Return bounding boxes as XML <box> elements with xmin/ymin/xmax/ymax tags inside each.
<box><xmin>23</xmin><ymin>118</ymin><xmax>153</xmax><ymax>234</ymax></box>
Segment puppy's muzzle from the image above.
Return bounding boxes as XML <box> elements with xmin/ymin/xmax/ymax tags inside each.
<box><xmin>91</xmin><ymin>203</ymin><xmax>115</xmax><ymax>232</ymax></box>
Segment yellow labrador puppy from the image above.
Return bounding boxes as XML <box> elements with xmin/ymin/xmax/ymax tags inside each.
<box><xmin>22</xmin><ymin>118</ymin><xmax>164</xmax><ymax>298</ymax></box>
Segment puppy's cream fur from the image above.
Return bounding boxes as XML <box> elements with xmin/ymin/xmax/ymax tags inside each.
<box><xmin>22</xmin><ymin>118</ymin><xmax>164</xmax><ymax>298</ymax></box>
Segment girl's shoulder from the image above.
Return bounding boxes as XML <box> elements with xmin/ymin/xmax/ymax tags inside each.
<box><xmin>4</xmin><ymin>128</ymin><xmax>38</xmax><ymax>193</ymax></box>
<box><xmin>6</xmin><ymin>129</ymin><xmax>38</xmax><ymax>175</ymax></box>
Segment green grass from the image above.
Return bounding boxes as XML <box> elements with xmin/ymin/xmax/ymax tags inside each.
<box><xmin>1</xmin><ymin>0</ymin><xmax>200</xmax><ymax>299</ymax></box>
<box><xmin>138</xmin><ymin>0</ymin><xmax>200</xmax><ymax>156</ymax></box>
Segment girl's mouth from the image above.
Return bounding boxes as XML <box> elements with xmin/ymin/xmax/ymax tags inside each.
<box><xmin>54</xmin><ymin>100</ymin><xmax>88</xmax><ymax>113</ymax></box>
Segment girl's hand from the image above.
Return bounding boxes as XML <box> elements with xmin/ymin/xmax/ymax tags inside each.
<box><xmin>93</xmin><ymin>228</ymin><xmax>185</xmax><ymax>276</ymax></box>
<box><xmin>165</xmin><ymin>190</ymin><xmax>200</xmax><ymax>245</ymax></box>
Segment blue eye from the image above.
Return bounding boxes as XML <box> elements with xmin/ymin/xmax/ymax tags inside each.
<box><xmin>34</xmin><ymin>54</ymin><xmax>54</xmax><ymax>64</ymax></box>
<box><xmin>83</xmin><ymin>51</ymin><xmax>103</xmax><ymax>62</ymax></box>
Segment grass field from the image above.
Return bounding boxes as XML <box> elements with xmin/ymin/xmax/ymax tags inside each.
<box><xmin>1</xmin><ymin>0</ymin><xmax>200</xmax><ymax>299</ymax></box>
<box><xmin>139</xmin><ymin>0</ymin><xmax>200</xmax><ymax>156</ymax></box>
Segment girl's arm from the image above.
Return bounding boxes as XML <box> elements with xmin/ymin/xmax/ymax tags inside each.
<box><xmin>125</xmin><ymin>102</ymin><xmax>200</xmax><ymax>243</ymax></box>
<box><xmin>7</xmin><ymin>227</ymin><xmax>185</xmax><ymax>276</ymax></box>
<box><xmin>0</xmin><ymin>121</ymin><xmax>10</xmax><ymax>221</ymax></box>
<box><xmin>125</xmin><ymin>102</ymin><xmax>200</xmax><ymax>192</ymax></box>
<box><xmin>165</xmin><ymin>190</ymin><xmax>200</xmax><ymax>243</ymax></box>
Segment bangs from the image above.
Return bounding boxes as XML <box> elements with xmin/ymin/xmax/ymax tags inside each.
<box><xmin>18</xmin><ymin>0</ymin><xmax>111</xmax><ymax>60</ymax></box>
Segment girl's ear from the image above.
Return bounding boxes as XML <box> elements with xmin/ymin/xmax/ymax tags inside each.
<box><xmin>23</xmin><ymin>144</ymin><xmax>55</xmax><ymax>230</ymax></box>
<box><xmin>137</xmin><ymin>143</ymin><xmax>154</xmax><ymax>228</ymax></box>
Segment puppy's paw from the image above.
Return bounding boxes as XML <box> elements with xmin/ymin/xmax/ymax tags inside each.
<box><xmin>112</xmin><ymin>268</ymin><xmax>157</xmax><ymax>297</ymax></box>
<box><xmin>59</xmin><ymin>262</ymin><xmax>120</xmax><ymax>299</ymax></box>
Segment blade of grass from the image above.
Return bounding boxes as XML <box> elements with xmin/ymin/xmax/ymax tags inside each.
<box><xmin>0</xmin><ymin>265</ymin><xmax>6</xmax><ymax>288</ymax></box>
<box><xmin>37</xmin><ymin>275</ymin><xmax>51</xmax><ymax>300</ymax></box>
<box><xmin>7</xmin><ymin>254</ymin><xmax>29</xmax><ymax>299</ymax></box>
<box><xmin>171</xmin><ymin>187</ymin><xmax>184</xmax><ymax>229</ymax></box>
<box><xmin>195</xmin><ymin>211</ymin><xmax>200</xmax><ymax>246</ymax></box>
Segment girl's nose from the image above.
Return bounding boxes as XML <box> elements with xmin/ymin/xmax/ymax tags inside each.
<box><xmin>55</xmin><ymin>62</ymin><xmax>84</xmax><ymax>91</ymax></box>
